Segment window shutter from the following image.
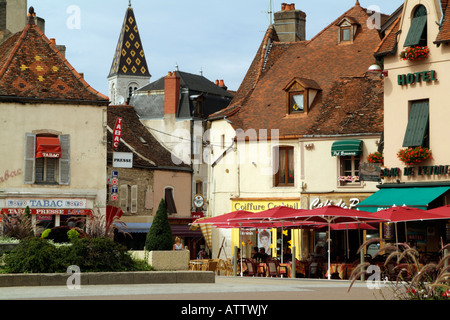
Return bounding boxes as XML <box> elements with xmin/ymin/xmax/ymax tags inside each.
<box><xmin>59</xmin><ymin>135</ymin><xmax>70</xmax><ymax>185</ymax></box>
<box><xmin>131</xmin><ymin>185</ymin><xmax>138</xmax><ymax>213</ymax></box>
<box><xmin>120</xmin><ymin>184</ymin><xmax>128</xmax><ymax>212</ymax></box>
<box><xmin>23</xmin><ymin>133</ymin><xmax>36</xmax><ymax>184</ymax></box>
<box><xmin>404</xmin><ymin>15</ymin><xmax>427</xmax><ymax>47</ymax></box>
<box><xmin>46</xmin><ymin>158</ymin><xmax>57</xmax><ymax>182</ymax></box>
<box><xmin>145</xmin><ymin>186</ymin><xmax>153</xmax><ymax>209</ymax></box>
<box><xmin>202</xmin><ymin>181</ymin><xmax>208</xmax><ymax>209</ymax></box>
<box><xmin>402</xmin><ymin>101</ymin><xmax>429</xmax><ymax>147</ymax></box>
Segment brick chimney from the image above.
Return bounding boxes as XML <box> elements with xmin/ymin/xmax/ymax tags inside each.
<box><xmin>274</xmin><ymin>3</ymin><xmax>306</xmax><ymax>42</ymax></box>
<box><xmin>164</xmin><ymin>71</ymin><xmax>180</xmax><ymax>115</ymax></box>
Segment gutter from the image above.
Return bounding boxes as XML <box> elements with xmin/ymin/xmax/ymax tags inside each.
<box><xmin>0</xmin><ymin>95</ymin><xmax>109</xmax><ymax>106</ymax></box>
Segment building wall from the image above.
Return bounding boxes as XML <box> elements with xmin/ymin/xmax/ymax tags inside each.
<box><xmin>383</xmin><ymin>0</ymin><xmax>450</xmax><ymax>184</ymax></box>
<box><xmin>0</xmin><ymin>102</ymin><xmax>107</xmax><ymax>213</ymax></box>
<box><xmin>153</xmin><ymin>169</ymin><xmax>192</xmax><ymax>217</ymax></box>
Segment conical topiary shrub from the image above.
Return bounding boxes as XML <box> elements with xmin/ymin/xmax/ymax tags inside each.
<box><xmin>145</xmin><ymin>199</ymin><xmax>173</xmax><ymax>251</ymax></box>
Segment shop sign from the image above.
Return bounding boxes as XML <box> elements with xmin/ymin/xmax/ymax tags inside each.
<box><xmin>191</xmin><ymin>211</ymin><xmax>204</xmax><ymax>220</ymax></box>
<box><xmin>397</xmin><ymin>70</ymin><xmax>437</xmax><ymax>86</ymax></box>
<box><xmin>360</xmin><ymin>163</ymin><xmax>382</xmax><ymax>182</ymax></box>
<box><xmin>1</xmin><ymin>208</ymin><xmax>92</xmax><ymax>215</ymax></box>
<box><xmin>112</xmin><ymin>152</ymin><xmax>133</xmax><ymax>168</ymax></box>
<box><xmin>232</xmin><ymin>200</ymin><xmax>301</xmax><ymax>212</ymax></box>
<box><xmin>309</xmin><ymin>197</ymin><xmax>361</xmax><ymax>210</ymax></box>
<box><xmin>382</xmin><ymin>165</ymin><xmax>450</xmax><ymax>178</ymax></box>
<box><xmin>5</xmin><ymin>198</ymin><xmax>87</xmax><ymax>209</ymax></box>
<box><xmin>112</xmin><ymin>117</ymin><xmax>123</xmax><ymax>149</ymax></box>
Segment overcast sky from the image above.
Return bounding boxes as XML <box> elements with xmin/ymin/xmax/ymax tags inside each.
<box><xmin>27</xmin><ymin>0</ymin><xmax>403</xmax><ymax>96</ymax></box>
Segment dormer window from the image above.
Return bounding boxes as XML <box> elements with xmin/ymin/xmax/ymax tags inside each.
<box><xmin>284</xmin><ymin>78</ymin><xmax>321</xmax><ymax>115</ymax></box>
<box><xmin>404</xmin><ymin>5</ymin><xmax>428</xmax><ymax>47</ymax></box>
<box><xmin>290</xmin><ymin>91</ymin><xmax>304</xmax><ymax>113</ymax></box>
<box><xmin>336</xmin><ymin>17</ymin><xmax>359</xmax><ymax>43</ymax></box>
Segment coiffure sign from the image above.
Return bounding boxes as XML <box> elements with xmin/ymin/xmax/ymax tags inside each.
<box><xmin>6</xmin><ymin>198</ymin><xmax>87</xmax><ymax>209</ymax></box>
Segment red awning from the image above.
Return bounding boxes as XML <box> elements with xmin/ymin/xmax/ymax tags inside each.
<box><xmin>36</xmin><ymin>137</ymin><xmax>61</xmax><ymax>158</ymax></box>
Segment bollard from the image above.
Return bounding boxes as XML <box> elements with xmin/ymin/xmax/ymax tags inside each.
<box><xmin>233</xmin><ymin>246</ymin><xmax>238</xmax><ymax>277</ymax></box>
<box><xmin>291</xmin><ymin>246</ymin><xmax>296</xmax><ymax>279</ymax></box>
<box><xmin>360</xmin><ymin>249</ymin><xmax>365</xmax><ymax>281</ymax></box>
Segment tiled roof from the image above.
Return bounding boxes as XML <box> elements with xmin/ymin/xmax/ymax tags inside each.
<box><xmin>108</xmin><ymin>5</ymin><xmax>150</xmax><ymax>78</ymax></box>
<box><xmin>107</xmin><ymin>105</ymin><xmax>190</xmax><ymax>171</ymax></box>
<box><xmin>212</xmin><ymin>3</ymin><xmax>384</xmax><ymax>138</ymax></box>
<box><xmin>0</xmin><ymin>22</ymin><xmax>109</xmax><ymax>104</ymax></box>
<box><xmin>435</xmin><ymin>1</ymin><xmax>450</xmax><ymax>44</ymax></box>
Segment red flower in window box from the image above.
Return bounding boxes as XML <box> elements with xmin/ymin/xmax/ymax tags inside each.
<box><xmin>367</xmin><ymin>152</ymin><xmax>384</xmax><ymax>165</ymax></box>
<box><xmin>397</xmin><ymin>147</ymin><xmax>432</xmax><ymax>166</ymax></box>
<box><xmin>400</xmin><ymin>46</ymin><xmax>430</xmax><ymax>61</ymax></box>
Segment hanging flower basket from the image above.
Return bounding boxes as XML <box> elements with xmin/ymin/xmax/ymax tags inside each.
<box><xmin>397</xmin><ymin>147</ymin><xmax>432</xmax><ymax>166</ymax></box>
<box><xmin>367</xmin><ymin>152</ymin><xmax>384</xmax><ymax>165</ymax></box>
<box><xmin>400</xmin><ymin>46</ymin><xmax>430</xmax><ymax>61</ymax></box>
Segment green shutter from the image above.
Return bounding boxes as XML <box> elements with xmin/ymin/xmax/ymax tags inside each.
<box><xmin>402</xmin><ymin>101</ymin><xmax>429</xmax><ymax>147</ymax></box>
<box><xmin>404</xmin><ymin>15</ymin><xmax>427</xmax><ymax>47</ymax></box>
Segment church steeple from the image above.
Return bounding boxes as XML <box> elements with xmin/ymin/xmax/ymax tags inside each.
<box><xmin>108</xmin><ymin>3</ymin><xmax>150</xmax><ymax>104</ymax></box>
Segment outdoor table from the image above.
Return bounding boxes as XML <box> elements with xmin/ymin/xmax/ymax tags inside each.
<box><xmin>188</xmin><ymin>260</ymin><xmax>204</xmax><ymax>271</ymax></box>
<box><xmin>324</xmin><ymin>263</ymin><xmax>354</xmax><ymax>279</ymax></box>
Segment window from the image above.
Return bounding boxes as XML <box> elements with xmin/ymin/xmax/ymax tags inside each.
<box><xmin>24</xmin><ymin>133</ymin><xmax>70</xmax><ymax>185</ymax></box>
<box><xmin>402</xmin><ymin>100</ymin><xmax>429</xmax><ymax>148</ymax></box>
<box><xmin>120</xmin><ymin>184</ymin><xmax>129</xmax><ymax>212</ymax></box>
<box><xmin>341</xmin><ymin>27</ymin><xmax>351</xmax><ymax>42</ymax></box>
<box><xmin>130</xmin><ymin>185</ymin><xmax>138</xmax><ymax>213</ymax></box>
<box><xmin>290</xmin><ymin>92</ymin><xmax>304</xmax><ymax>113</ymax></box>
<box><xmin>339</xmin><ymin>156</ymin><xmax>360</xmax><ymax>186</ymax></box>
<box><xmin>164</xmin><ymin>187</ymin><xmax>177</xmax><ymax>215</ymax></box>
<box><xmin>275</xmin><ymin>146</ymin><xmax>295</xmax><ymax>186</ymax></box>
<box><xmin>404</xmin><ymin>5</ymin><xmax>428</xmax><ymax>47</ymax></box>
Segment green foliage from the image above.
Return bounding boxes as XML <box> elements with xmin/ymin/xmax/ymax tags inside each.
<box><xmin>67</xmin><ymin>229</ymin><xmax>80</xmax><ymax>242</ymax></box>
<box><xmin>65</xmin><ymin>237</ymin><xmax>136</xmax><ymax>272</ymax></box>
<box><xmin>145</xmin><ymin>199</ymin><xmax>173</xmax><ymax>251</ymax></box>
<box><xmin>2</xmin><ymin>237</ymin><xmax>151</xmax><ymax>273</ymax></box>
<box><xmin>41</xmin><ymin>229</ymin><xmax>51</xmax><ymax>239</ymax></box>
<box><xmin>3</xmin><ymin>237</ymin><xmax>66</xmax><ymax>273</ymax></box>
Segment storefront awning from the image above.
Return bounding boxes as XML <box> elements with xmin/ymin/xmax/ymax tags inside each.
<box><xmin>356</xmin><ymin>186</ymin><xmax>450</xmax><ymax>212</ymax></box>
<box><xmin>36</xmin><ymin>137</ymin><xmax>61</xmax><ymax>158</ymax></box>
<box><xmin>331</xmin><ymin>140</ymin><xmax>363</xmax><ymax>156</ymax></box>
<box><xmin>116</xmin><ymin>223</ymin><xmax>152</xmax><ymax>233</ymax></box>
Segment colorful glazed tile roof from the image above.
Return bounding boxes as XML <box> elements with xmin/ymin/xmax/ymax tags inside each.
<box><xmin>108</xmin><ymin>5</ymin><xmax>150</xmax><ymax>78</ymax></box>
<box><xmin>0</xmin><ymin>20</ymin><xmax>109</xmax><ymax>104</ymax></box>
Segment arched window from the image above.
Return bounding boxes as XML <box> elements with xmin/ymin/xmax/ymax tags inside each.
<box><xmin>404</xmin><ymin>5</ymin><xmax>427</xmax><ymax>47</ymax></box>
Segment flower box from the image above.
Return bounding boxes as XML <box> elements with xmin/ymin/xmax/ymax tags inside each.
<box><xmin>338</xmin><ymin>176</ymin><xmax>360</xmax><ymax>183</ymax></box>
<box><xmin>367</xmin><ymin>152</ymin><xmax>384</xmax><ymax>165</ymax></box>
<box><xmin>400</xmin><ymin>46</ymin><xmax>429</xmax><ymax>61</ymax></box>
<box><xmin>397</xmin><ymin>147</ymin><xmax>432</xmax><ymax>166</ymax></box>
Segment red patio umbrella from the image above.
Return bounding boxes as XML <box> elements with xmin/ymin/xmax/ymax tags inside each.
<box><xmin>426</xmin><ymin>205</ymin><xmax>450</xmax><ymax>219</ymax></box>
<box><xmin>192</xmin><ymin>210</ymin><xmax>253</xmax><ymax>227</ymax></box>
<box><xmin>272</xmin><ymin>205</ymin><xmax>383</xmax><ymax>279</ymax></box>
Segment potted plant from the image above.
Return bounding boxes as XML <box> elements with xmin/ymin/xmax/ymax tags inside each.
<box><xmin>400</xmin><ymin>46</ymin><xmax>430</xmax><ymax>61</ymax></box>
<box><xmin>397</xmin><ymin>146</ymin><xmax>432</xmax><ymax>166</ymax></box>
<box><xmin>367</xmin><ymin>152</ymin><xmax>384</xmax><ymax>165</ymax></box>
<box><xmin>141</xmin><ymin>199</ymin><xmax>189</xmax><ymax>271</ymax></box>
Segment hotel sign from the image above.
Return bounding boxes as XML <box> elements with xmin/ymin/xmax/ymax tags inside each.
<box><xmin>398</xmin><ymin>70</ymin><xmax>437</xmax><ymax>86</ymax></box>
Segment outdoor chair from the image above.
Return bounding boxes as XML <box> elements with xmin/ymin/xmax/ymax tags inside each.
<box><xmin>244</xmin><ymin>259</ymin><xmax>258</xmax><ymax>277</ymax></box>
<box><xmin>266</xmin><ymin>258</ymin><xmax>286</xmax><ymax>277</ymax></box>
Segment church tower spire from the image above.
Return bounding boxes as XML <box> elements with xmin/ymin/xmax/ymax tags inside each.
<box><xmin>108</xmin><ymin>3</ymin><xmax>151</xmax><ymax>104</ymax></box>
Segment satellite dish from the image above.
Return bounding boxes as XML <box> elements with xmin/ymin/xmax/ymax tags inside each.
<box><xmin>117</xmin><ymin>95</ymin><xmax>125</xmax><ymax>105</ymax></box>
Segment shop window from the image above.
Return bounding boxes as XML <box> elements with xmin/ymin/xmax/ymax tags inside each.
<box><xmin>338</xmin><ymin>156</ymin><xmax>361</xmax><ymax>186</ymax></box>
<box><xmin>24</xmin><ymin>133</ymin><xmax>70</xmax><ymax>185</ymax></box>
<box><xmin>404</xmin><ymin>5</ymin><xmax>428</xmax><ymax>47</ymax></box>
<box><xmin>275</xmin><ymin>146</ymin><xmax>295</xmax><ymax>187</ymax></box>
<box><xmin>403</xmin><ymin>100</ymin><xmax>430</xmax><ymax>148</ymax></box>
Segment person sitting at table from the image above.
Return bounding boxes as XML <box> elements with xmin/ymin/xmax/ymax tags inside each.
<box><xmin>251</xmin><ymin>247</ymin><xmax>260</xmax><ymax>261</ymax></box>
<box><xmin>283</xmin><ymin>247</ymin><xmax>292</xmax><ymax>262</ymax></box>
<box><xmin>258</xmin><ymin>247</ymin><xmax>270</xmax><ymax>262</ymax></box>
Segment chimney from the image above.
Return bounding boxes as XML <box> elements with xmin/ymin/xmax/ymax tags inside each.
<box><xmin>164</xmin><ymin>71</ymin><xmax>180</xmax><ymax>115</ymax></box>
<box><xmin>274</xmin><ymin>3</ymin><xmax>306</xmax><ymax>42</ymax></box>
<box><xmin>0</xmin><ymin>0</ymin><xmax>6</xmax><ymax>31</ymax></box>
<box><xmin>218</xmin><ymin>79</ymin><xmax>227</xmax><ymax>91</ymax></box>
